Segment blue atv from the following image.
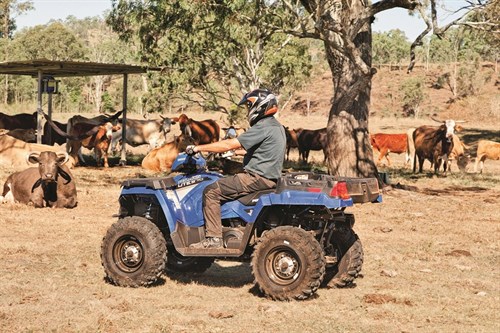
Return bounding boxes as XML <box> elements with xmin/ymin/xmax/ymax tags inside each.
<box><xmin>100</xmin><ymin>153</ymin><xmax>382</xmax><ymax>300</ymax></box>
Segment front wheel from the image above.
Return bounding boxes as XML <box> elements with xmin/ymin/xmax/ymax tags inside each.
<box><xmin>100</xmin><ymin>216</ymin><xmax>167</xmax><ymax>287</ymax></box>
<box><xmin>251</xmin><ymin>226</ymin><xmax>326</xmax><ymax>301</ymax></box>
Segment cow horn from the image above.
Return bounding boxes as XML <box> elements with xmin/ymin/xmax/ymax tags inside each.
<box><xmin>430</xmin><ymin>116</ymin><xmax>444</xmax><ymax>123</ymax></box>
<box><xmin>27</xmin><ymin>152</ymin><xmax>40</xmax><ymax>164</ymax></box>
<box><xmin>56</xmin><ymin>152</ymin><xmax>70</xmax><ymax>165</ymax></box>
<box><xmin>455</xmin><ymin>120</ymin><xmax>466</xmax><ymax>123</ymax></box>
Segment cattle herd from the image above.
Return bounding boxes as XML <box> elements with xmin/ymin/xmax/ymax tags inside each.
<box><xmin>0</xmin><ymin>110</ymin><xmax>499</xmax><ymax>208</ymax></box>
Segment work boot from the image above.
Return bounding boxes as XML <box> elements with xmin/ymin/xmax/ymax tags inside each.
<box><xmin>189</xmin><ymin>237</ymin><xmax>223</xmax><ymax>249</ymax></box>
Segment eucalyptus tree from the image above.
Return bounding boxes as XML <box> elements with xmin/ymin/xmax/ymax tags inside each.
<box><xmin>107</xmin><ymin>0</ymin><xmax>312</xmax><ymax>121</ymax></box>
<box><xmin>0</xmin><ymin>0</ymin><xmax>33</xmax><ymax>103</ymax></box>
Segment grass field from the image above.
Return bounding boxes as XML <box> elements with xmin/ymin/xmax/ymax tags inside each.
<box><xmin>0</xmin><ymin>65</ymin><xmax>499</xmax><ymax>332</ymax></box>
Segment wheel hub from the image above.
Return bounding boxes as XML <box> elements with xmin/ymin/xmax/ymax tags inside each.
<box><xmin>272</xmin><ymin>251</ymin><xmax>299</xmax><ymax>280</ymax></box>
<box><xmin>122</xmin><ymin>242</ymin><xmax>142</xmax><ymax>265</ymax></box>
<box><xmin>113</xmin><ymin>236</ymin><xmax>144</xmax><ymax>272</ymax></box>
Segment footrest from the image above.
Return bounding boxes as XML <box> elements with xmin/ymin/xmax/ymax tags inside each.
<box><xmin>178</xmin><ymin>247</ymin><xmax>242</xmax><ymax>257</ymax></box>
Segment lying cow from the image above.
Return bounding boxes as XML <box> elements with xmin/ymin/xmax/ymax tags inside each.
<box><xmin>0</xmin><ymin>128</ymin><xmax>36</xmax><ymax>142</ymax></box>
<box><xmin>0</xmin><ymin>131</ymin><xmax>76</xmax><ymax>169</ymax></box>
<box><xmin>141</xmin><ymin>135</ymin><xmax>195</xmax><ymax>172</ymax></box>
<box><xmin>474</xmin><ymin>140</ymin><xmax>500</xmax><ymax>173</ymax></box>
<box><xmin>370</xmin><ymin>133</ymin><xmax>410</xmax><ymax>166</ymax></box>
<box><xmin>0</xmin><ymin>151</ymin><xmax>77</xmax><ymax>208</ymax></box>
<box><xmin>110</xmin><ymin>116</ymin><xmax>172</xmax><ymax>152</ymax></box>
<box><xmin>297</xmin><ymin>128</ymin><xmax>328</xmax><ymax>163</ymax></box>
<box><xmin>172</xmin><ymin>114</ymin><xmax>220</xmax><ymax>144</ymax></box>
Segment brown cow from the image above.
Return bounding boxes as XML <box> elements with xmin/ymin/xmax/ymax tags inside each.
<box><xmin>474</xmin><ymin>140</ymin><xmax>500</xmax><ymax>173</ymax></box>
<box><xmin>64</xmin><ymin>111</ymin><xmax>122</xmax><ymax>167</ymax></box>
<box><xmin>370</xmin><ymin>133</ymin><xmax>410</xmax><ymax>166</ymax></box>
<box><xmin>0</xmin><ymin>128</ymin><xmax>36</xmax><ymax>142</ymax></box>
<box><xmin>0</xmin><ymin>132</ymin><xmax>76</xmax><ymax>169</ymax></box>
<box><xmin>141</xmin><ymin>135</ymin><xmax>195</xmax><ymax>172</ymax></box>
<box><xmin>413</xmin><ymin>118</ymin><xmax>463</xmax><ymax>174</ymax></box>
<box><xmin>0</xmin><ymin>151</ymin><xmax>77</xmax><ymax>208</ymax></box>
<box><xmin>284</xmin><ymin>127</ymin><xmax>302</xmax><ymax>161</ymax></box>
<box><xmin>68</xmin><ymin>122</ymin><xmax>120</xmax><ymax>168</ymax></box>
<box><xmin>297</xmin><ymin>128</ymin><xmax>328</xmax><ymax>163</ymax></box>
<box><xmin>0</xmin><ymin>111</ymin><xmax>37</xmax><ymax>130</ymax></box>
<box><xmin>171</xmin><ymin>114</ymin><xmax>220</xmax><ymax>144</ymax></box>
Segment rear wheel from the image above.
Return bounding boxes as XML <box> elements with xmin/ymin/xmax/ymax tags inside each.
<box><xmin>166</xmin><ymin>246</ymin><xmax>214</xmax><ymax>273</ymax></box>
<box><xmin>100</xmin><ymin>216</ymin><xmax>167</xmax><ymax>287</ymax></box>
<box><xmin>325</xmin><ymin>226</ymin><xmax>364</xmax><ymax>288</ymax></box>
<box><xmin>252</xmin><ymin>226</ymin><xmax>325</xmax><ymax>301</ymax></box>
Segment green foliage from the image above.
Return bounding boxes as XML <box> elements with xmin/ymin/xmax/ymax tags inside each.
<box><xmin>372</xmin><ymin>30</ymin><xmax>410</xmax><ymax>65</ymax></box>
<box><xmin>400</xmin><ymin>76</ymin><xmax>426</xmax><ymax>117</ymax></box>
<box><xmin>107</xmin><ymin>0</ymin><xmax>312</xmax><ymax>117</ymax></box>
<box><xmin>456</xmin><ymin>60</ymin><xmax>489</xmax><ymax>98</ymax></box>
<box><xmin>13</xmin><ymin>23</ymin><xmax>85</xmax><ymax>60</ymax></box>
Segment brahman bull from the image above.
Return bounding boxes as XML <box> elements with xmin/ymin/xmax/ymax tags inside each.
<box><xmin>171</xmin><ymin>114</ymin><xmax>220</xmax><ymax>144</ymax></box>
<box><xmin>297</xmin><ymin>128</ymin><xmax>328</xmax><ymax>163</ymax></box>
<box><xmin>110</xmin><ymin>116</ymin><xmax>172</xmax><ymax>152</ymax></box>
<box><xmin>0</xmin><ymin>151</ymin><xmax>77</xmax><ymax>208</ymax></box>
<box><xmin>413</xmin><ymin>118</ymin><xmax>464</xmax><ymax>174</ymax></box>
<box><xmin>141</xmin><ymin>135</ymin><xmax>195</xmax><ymax>172</ymax></box>
<box><xmin>370</xmin><ymin>133</ymin><xmax>410</xmax><ymax>166</ymax></box>
<box><xmin>474</xmin><ymin>140</ymin><xmax>500</xmax><ymax>173</ymax></box>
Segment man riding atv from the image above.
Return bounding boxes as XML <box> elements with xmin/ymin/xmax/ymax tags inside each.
<box><xmin>186</xmin><ymin>89</ymin><xmax>286</xmax><ymax>249</ymax></box>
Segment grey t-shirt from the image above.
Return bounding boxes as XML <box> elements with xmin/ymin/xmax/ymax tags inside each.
<box><xmin>237</xmin><ymin>116</ymin><xmax>286</xmax><ymax>180</ymax></box>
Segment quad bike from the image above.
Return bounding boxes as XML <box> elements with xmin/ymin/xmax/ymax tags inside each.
<box><xmin>100</xmin><ymin>153</ymin><xmax>381</xmax><ymax>300</ymax></box>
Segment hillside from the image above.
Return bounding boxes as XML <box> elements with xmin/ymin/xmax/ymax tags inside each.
<box><xmin>284</xmin><ymin>64</ymin><xmax>499</xmax><ymax>129</ymax></box>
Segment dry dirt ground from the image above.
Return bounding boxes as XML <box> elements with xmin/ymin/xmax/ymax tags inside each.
<box><xmin>0</xmin><ymin>67</ymin><xmax>499</xmax><ymax>332</ymax></box>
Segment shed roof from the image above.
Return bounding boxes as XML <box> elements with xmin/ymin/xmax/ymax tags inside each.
<box><xmin>0</xmin><ymin>59</ymin><xmax>159</xmax><ymax>77</ymax></box>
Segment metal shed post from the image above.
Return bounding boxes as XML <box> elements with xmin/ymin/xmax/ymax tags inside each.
<box><xmin>36</xmin><ymin>70</ymin><xmax>43</xmax><ymax>144</ymax></box>
<box><xmin>120</xmin><ymin>73</ymin><xmax>128</xmax><ymax>165</ymax></box>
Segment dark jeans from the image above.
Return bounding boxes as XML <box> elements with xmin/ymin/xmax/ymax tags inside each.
<box><xmin>202</xmin><ymin>172</ymin><xmax>277</xmax><ymax>238</ymax></box>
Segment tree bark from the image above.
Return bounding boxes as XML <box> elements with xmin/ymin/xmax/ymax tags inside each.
<box><xmin>321</xmin><ymin>0</ymin><xmax>378</xmax><ymax>178</ymax></box>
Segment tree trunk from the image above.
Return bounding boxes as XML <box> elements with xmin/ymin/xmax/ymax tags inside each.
<box><xmin>322</xmin><ymin>1</ymin><xmax>378</xmax><ymax>178</ymax></box>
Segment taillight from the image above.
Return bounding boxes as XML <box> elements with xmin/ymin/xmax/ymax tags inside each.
<box><xmin>307</xmin><ymin>188</ymin><xmax>322</xmax><ymax>193</ymax></box>
<box><xmin>330</xmin><ymin>182</ymin><xmax>350</xmax><ymax>200</ymax></box>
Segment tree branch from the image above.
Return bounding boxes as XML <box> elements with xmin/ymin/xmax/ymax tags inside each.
<box><xmin>369</xmin><ymin>0</ymin><xmax>418</xmax><ymax>16</ymax></box>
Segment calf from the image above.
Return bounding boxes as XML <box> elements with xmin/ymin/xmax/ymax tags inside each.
<box><xmin>0</xmin><ymin>151</ymin><xmax>77</xmax><ymax>208</ymax></box>
<box><xmin>68</xmin><ymin>122</ymin><xmax>120</xmax><ymax>168</ymax></box>
<box><xmin>0</xmin><ymin>111</ymin><xmax>37</xmax><ymax>130</ymax></box>
<box><xmin>370</xmin><ymin>133</ymin><xmax>410</xmax><ymax>166</ymax></box>
<box><xmin>142</xmin><ymin>135</ymin><xmax>195</xmax><ymax>172</ymax></box>
<box><xmin>171</xmin><ymin>114</ymin><xmax>220</xmax><ymax>144</ymax></box>
<box><xmin>297</xmin><ymin>128</ymin><xmax>328</xmax><ymax>163</ymax></box>
<box><xmin>445</xmin><ymin>135</ymin><xmax>470</xmax><ymax>172</ymax></box>
<box><xmin>413</xmin><ymin>119</ymin><xmax>463</xmax><ymax>174</ymax></box>
<box><xmin>474</xmin><ymin>140</ymin><xmax>500</xmax><ymax>173</ymax></box>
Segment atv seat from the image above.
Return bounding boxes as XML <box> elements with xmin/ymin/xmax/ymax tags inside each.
<box><xmin>237</xmin><ymin>189</ymin><xmax>275</xmax><ymax>206</ymax></box>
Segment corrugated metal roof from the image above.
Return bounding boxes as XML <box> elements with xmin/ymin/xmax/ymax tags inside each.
<box><xmin>0</xmin><ymin>59</ymin><xmax>160</xmax><ymax>77</ymax></box>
